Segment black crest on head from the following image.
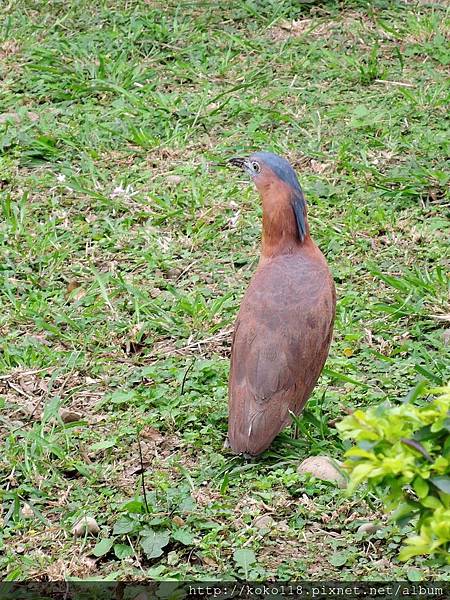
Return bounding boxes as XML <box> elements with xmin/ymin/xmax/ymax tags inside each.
<box><xmin>251</xmin><ymin>152</ymin><xmax>307</xmax><ymax>242</ymax></box>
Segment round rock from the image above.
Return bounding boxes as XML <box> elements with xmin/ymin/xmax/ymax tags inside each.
<box><xmin>72</xmin><ymin>516</ymin><xmax>100</xmax><ymax>537</ymax></box>
<box><xmin>297</xmin><ymin>455</ymin><xmax>347</xmax><ymax>488</ymax></box>
<box><xmin>357</xmin><ymin>522</ymin><xmax>382</xmax><ymax>535</ymax></box>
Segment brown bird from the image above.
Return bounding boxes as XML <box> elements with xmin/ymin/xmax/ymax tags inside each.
<box><xmin>227</xmin><ymin>152</ymin><xmax>336</xmax><ymax>456</ymax></box>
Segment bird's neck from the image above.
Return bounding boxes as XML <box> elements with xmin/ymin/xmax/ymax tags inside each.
<box><xmin>260</xmin><ymin>184</ymin><xmax>310</xmax><ymax>258</ymax></box>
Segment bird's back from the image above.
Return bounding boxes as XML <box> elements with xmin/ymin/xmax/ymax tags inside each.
<box><xmin>228</xmin><ymin>243</ymin><xmax>335</xmax><ymax>456</ymax></box>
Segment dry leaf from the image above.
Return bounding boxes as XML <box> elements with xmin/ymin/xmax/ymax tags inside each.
<box><xmin>124</xmin><ymin>460</ymin><xmax>151</xmax><ymax>477</ymax></box>
<box><xmin>141</xmin><ymin>426</ymin><xmax>163</xmax><ymax>444</ymax></box>
<box><xmin>202</xmin><ymin>556</ymin><xmax>218</xmax><ymax>568</ymax></box>
<box><xmin>252</xmin><ymin>514</ymin><xmax>275</xmax><ymax>529</ymax></box>
<box><xmin>122</xmin><ymin>324</ymin><xmax>148</xmax><ymax>355</ymax></box>
<box><xmin>66</xmin><ymin>281</ymin><xmax>86</xmax><ymax>301</ymax></box>
<box><xmin>60</xmin><ymin>408</ymin><xmax>83</xmax><ymax>423</ymax></box>
<box><xmin>66</xmin><ymin>281</ymin><xmax>82</xmax><ymax>294</ymax></box>
<box><xmin>228</xmin><ymin>209</ymin><xmax>240</xmax><ymax>229</ymax></box>
<box><xmin>309</xmin><ymin>159</ymin><xmax>330</xmax><ymax>174</ymax></box>
<box><xmin>18</xmin><ymin>375</ymin><xmax>37</xmax><ymax>395</ymax></box>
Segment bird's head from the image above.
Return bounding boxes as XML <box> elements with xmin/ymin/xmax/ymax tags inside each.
<box><xmin>229</xmin><ymin>151</ymin><xmax>308</xmax><ymax>242</ymax></box>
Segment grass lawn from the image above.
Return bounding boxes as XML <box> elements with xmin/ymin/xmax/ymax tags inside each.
<box><xmin>0</xmin><ymin>0</ymin><xmax>449</xmax><ymax>581</ymax></box>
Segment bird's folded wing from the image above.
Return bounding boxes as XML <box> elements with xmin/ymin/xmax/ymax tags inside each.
<box><xmin>231</xmin><ymin>317</ymin><xmax>297</xmax><ymax>403</ymax></box>
<box><xmin>228</xmin><ymin>315</ymin><xmax>311</xmax><ymax>455</ymax></box>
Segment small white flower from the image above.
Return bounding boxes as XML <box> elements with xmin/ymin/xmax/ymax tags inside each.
<box><xmin>56</xmin><ymin>173</ymin><xmax>66</xmax><ymax>183</ymax></box>
<box><xmin>109</xmin><ymin>184</ymin><xmax>138</xmax><ymax>200</ymax></box>
<box><xmin>110</xmin><ymin>185</ymin><xmax>126</xmax><ymax>198</ymax></box>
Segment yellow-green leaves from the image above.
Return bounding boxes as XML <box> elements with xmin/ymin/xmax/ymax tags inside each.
<box><xmin>399</xmin><ymin>508</ymin><xmax>450</xmax><ymax>563</ymax></box>
<box><xmin>337</xmin><ymin>384</ymin><xmax>450</xmax><ymax>564</ymax></box>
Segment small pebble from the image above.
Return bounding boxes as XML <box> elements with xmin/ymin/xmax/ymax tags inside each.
<box><xmin>166</xmin><ymin>268</ymin><xmax>181</xmax><ymax>280</ymax></box>
<box><xmin>72</xmin><ymin>516</ymin><xmax>100</xmax><ymax>537</ymax></box>
<box><xmin>357</xmin><ymin>522</ymin><xmax>381</xmax><ymax>535</ymax></box>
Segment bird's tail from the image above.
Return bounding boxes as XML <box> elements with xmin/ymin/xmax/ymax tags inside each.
<box><xmin>228</xmin><ymin>396</ymin><xmax>290</xmax><ymax>456</ymax></box>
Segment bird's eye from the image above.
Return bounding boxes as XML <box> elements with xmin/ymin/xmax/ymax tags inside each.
<box><xmin>252</xmin><ymin>161</ymin><xmax>260</xmax><ymax>173</ymax></box>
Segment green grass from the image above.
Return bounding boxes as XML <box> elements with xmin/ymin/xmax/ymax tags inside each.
<box><xmin>0</xmin><ymin>0</ymin><xmax>449</xmax><ymax>581</ymax></box>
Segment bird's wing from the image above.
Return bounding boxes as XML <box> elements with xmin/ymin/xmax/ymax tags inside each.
<box><xmin>228</xmin><ymin>256</ymin><xmax>335</xmax><ymax>456</ymax></box>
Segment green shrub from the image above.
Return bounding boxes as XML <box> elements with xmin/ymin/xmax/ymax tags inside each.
<box><xmin>337</xmin><ymin>384</ymin><xmax>450</xmax><ymax>563</ymax></box>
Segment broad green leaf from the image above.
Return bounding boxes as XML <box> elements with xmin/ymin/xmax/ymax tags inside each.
<box><xmin>347</xmin><ymin>462</ymin><xmax>375</xmax><ymax>489</ymax></box>
<box><xmin>172</xmin><ymin>528</ymin><xmax>194</xmax><ymax>545</ymax></box>
<box><xmin>178</xmin><ymin>496</ymin><xmax>196</xmax><ymax>513</ymax></box>
<box><xmin>113</xmin><ymin>516</ymin><xmax>136</xmax><ymax>535</ymax></box>
<box><xmin>421</xmin><ymin>496</ymin><xmax>442</xmax><ymax>510</ymax></box>
<box><xmin>120</xmin><ymin>500</ymin><xmax>146</xmax><ymax>514</ymax></box>
<box><xmin>110</xmin><ymin>390</ymin><xmax>135</xmax><ymax>404</ymax></box>
<box><xmin>391</xmin><ymin>502</ymin><xmax>418</xmax><ymax>523</ymax></box>
<box><xmin>73</xmin><ymin>462</ymin><xmax>91</xmax><ymax>478</ymax></box>
<box><xmin>407</xmin><ymin>568</ymin><xmax>423</xmax><ymax>582</ymax></box>
<box><xmin>338</xmin><ymin>383</ymin><xmax>450</xmax><ymax>564</ymax></box>
<box><xmin>404</xmin><ymin>380</ymin><xmax>429</xmax><ymax>404</ymax></box>
<box><xmin>146</xmin><ymin>565</ymin><xmax>166</xmax><ymax>578</ymax></box>
<box><xmin>329</xmin><ymin>552</ymin><xmax>348</xmax><ymax>567</ymax></box>
<box><xmin>90</xmin><ymin>439</ymin><xmax>116</xmax><ymax>451</ymax></box>
<box><xmin>92</xmin><ymin>538</ymin><xmax>114</xmax><ymax>557</ymax></box>
<box><xmin>43</xmin><ymin>395</ymin><xmax>61</xmax><ymax>422</ymax></box>
<box><xmin>148</xmin><ymin>517</ymin><xmax>166</xmax><ymax>526</ymax></box>
<box><xmin>140</xmin><ymin>530</ymin><xmax>170</xmax><ymax>558</ymax></box>
<box><xmin>413</xmin><ymin>477</ymin><xmax>429</xmax><ymax>499</ymax></box>
<box><xmin>430</xmin><ymin>477</ymin><xmax>450</xmax><ymax>495</ymax></box>
<box><xmin>114</xmin><ymin>543</ymin><xmax>133</xmax><ymax>559</ymax></box>
<box><xmin>233</xmin><ymin>548</ymin><xmax>256</xmax><ymax>576</ymax></box>
<box><xmin>345</xmin><ymin>447</ymin><xmax>375</xmax><ymax>459</ymax></box>
<box><xmin>323</xmin><ymin>368</ymin><xmax>368</xmax><ymax>388</ymax></box>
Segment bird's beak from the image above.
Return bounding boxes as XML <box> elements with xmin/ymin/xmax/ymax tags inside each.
<box><xmin>228</xmin><ymin>157</ymin><xmax>248</xmax><ymax>170</ymax></box>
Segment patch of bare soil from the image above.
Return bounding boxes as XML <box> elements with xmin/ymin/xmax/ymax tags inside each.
<box><xmin>0</xmin><ymin>40</ymin><xmax>21</xmax><ymax>60</ymax></box>
<box><xmin>0</xmin><ymin>368</ymin><xmax>105</xmax><ymax>433</ymax></box>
